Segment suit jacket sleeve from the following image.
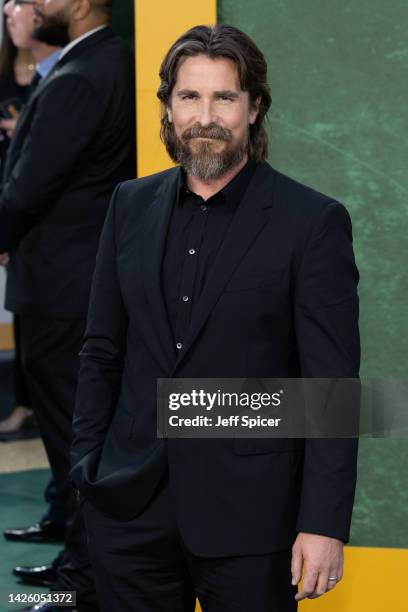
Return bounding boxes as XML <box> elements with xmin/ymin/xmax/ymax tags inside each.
<box><xmin>0</xmin><ymin>74</ymin><xmax>102</xmax><ymax>252</ymax></box>
<box><xmin>71</xmin><ymin>184</ymin><xmax>128</xmax><ymax>469</ymax></box>
<box><xmin>294</xmin><ymin>200</ymin><xmax>360</xmax><ymax>542</ymax></box>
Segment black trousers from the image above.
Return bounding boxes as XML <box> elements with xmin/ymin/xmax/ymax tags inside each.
<box><xmin>19</xmin><ymin>314</ymin><xmax>98</xmax><ymax>610</ymax></box>
<box><xmin>14</xmin><ymin>314</ymin><xmax>66</xmax><ymax>528</ymax></box>
<box><xmin>13</xmin><ymin>314</ymin><xmax>31</xmax><ymax>406</ymax></box>
<box><xmin>84</xmin><ymin>475</ymin><xmax>298</xmax><ymax>612</ymax></box>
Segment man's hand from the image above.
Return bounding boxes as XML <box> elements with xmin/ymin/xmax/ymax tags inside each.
<box><xmin>291</xmin><ymin>532</ymin><xmax>344</xmax><ymax>601</ymax></box>
<box><xmin>0</xmin><ymin>118</ymin><xmax>18</xmax><ymax>139</ymax></box>
<box><xmin>0</xmin><ymin>253</ymin><xmax>10</xmax><ymax>266</ymax></box>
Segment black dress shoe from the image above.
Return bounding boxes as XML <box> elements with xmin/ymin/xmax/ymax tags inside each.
<box><xmin>4</xmin><ymin>519</ymin><xmax>65</xmax><ymax>543</ymax></box>
<box><xmin>13</xmin><ymin>564</ymin><xmax>57</xmax><ymax>587</ymax></box>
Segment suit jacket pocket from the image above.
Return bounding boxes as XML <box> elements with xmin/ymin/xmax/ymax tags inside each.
<box><xmin>233</xmin><ymin>437</ymin><xmax>295</xmax><ymax>455</ymax></box>
<box><xmin>224</xmin><ymin>270</ymin><xmax>283</xmax><ymax>292</ymax></box>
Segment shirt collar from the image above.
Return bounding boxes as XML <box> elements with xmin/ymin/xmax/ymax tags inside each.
<box><xmin>178</xmin><ymin>160</ymin><xmax>257</xmax><ymax>212</ymax></box>
<box><xmin>58</xmin><ymin>25</ymin><xmax>108</xmax><ymax>61</ymax></box>
<box><xmin>36</xmin><ymin>48</ymin><xmax>62</xmax><ymax>79</ymax></box>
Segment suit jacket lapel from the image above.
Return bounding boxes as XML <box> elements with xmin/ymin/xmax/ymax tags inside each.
<box><xmin>142</xmin><ymin>168</ymin><xmax>180</xmax><ymax>374</ymax></box>
<box><xmin>173</xmin><ymin>162</ymin><xmax>277</xmax><ymax>371</ymax></box>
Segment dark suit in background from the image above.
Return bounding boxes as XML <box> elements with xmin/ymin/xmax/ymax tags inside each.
<box><xmin>0</xmin><ymin>73</ymin><xmax>31</xmax><ymax>419</ymax></box>
<box><xmin>71</xmin><ymin>162</ymin><xmax>360</xmax><ymax>611</ymax></box>
<box><xmin>0</xmin><ymin>26</ymin><xmax>135</xmax><ymax>606</ymax></box>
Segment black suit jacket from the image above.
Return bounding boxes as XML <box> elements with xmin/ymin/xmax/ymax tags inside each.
<box><xmin>71</xmin><ymin>162</ymin><xmax>360</xmax><ymax>556</ymax></box>
<box><xmin>0</xmin><ymin>27</ymin><xmax>135</xmax><ymax>318</ymax></box>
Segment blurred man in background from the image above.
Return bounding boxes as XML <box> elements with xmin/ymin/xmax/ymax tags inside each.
<box><xmin>0</xmin><ymin>0</ymin><xmax>66</xmax><ymax>544</ymax></box>
<box><xmin>0</xmin><ymin>0</ymin><xmax>135</xmax><ymax>609</ymax></box>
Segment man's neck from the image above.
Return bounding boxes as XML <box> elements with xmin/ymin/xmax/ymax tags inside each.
<box><xmin>186</xmin><ymin>155</ymin><xmax>249</xmax><ymax>201</ymax></box>
<box><xmin>31</xmin><ymin>43</ymin><xmax>60</xmax><ymax>64</ymax></box>
<box><xmin>69</xmin><ymin>17</ymin><xmax>109</xmax><ymax>42</ymax></box>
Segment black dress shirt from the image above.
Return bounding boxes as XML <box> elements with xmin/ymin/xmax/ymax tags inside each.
<box><xmin>162</xmin><ymin>160</ymin><xmax>256</xmax><ymax>352</ymax></box>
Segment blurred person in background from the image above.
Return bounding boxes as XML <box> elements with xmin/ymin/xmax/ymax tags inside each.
<box><xmin>0</xmin><ymin>0</ymin><xmax>135</xmax><ymax>610</ymax></box>
<box><xmin>0</xmin><ymin>0</ymin><xmax>66</xmax><ymax>544</ymax></box>
<box><xmin>0</xmin><ymin>2</ymin><xmax>35</xmax><ymax>438</ymax></box>
<box><xmin>0</xmin><ymin>1</ymin><xmax>33</xmax><ymax>166</ymax></box>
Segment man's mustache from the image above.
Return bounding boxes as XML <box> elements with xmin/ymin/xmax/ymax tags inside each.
<box><xmin>181</xmin><ymin>123</ymin><xmax>232</xmax><ymax>143</ymax></box>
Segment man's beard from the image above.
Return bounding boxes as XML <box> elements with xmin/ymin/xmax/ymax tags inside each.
<box><xmin>32</xmin><ymin>8</ymin><xmax>70</xmax><ymax>47</ymax></box>
<box><xmin>169</xmin><ymin>123</ymin><xmax>248</xmax><ymax>181</ymax></box>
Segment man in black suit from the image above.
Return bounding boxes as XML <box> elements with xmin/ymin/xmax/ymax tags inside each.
<box><xmin>71</xmin><ymin>24</ymin><xmax>359</xmax><ymax>612</ymax></box>
<box><xmin>0</xmin><ymin>0</ymin><xmax>135</xmax><ymax>609</ymax></box>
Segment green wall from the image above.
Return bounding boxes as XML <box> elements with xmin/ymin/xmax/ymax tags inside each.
<box><xmin>219</xmin><ymin>0</ymin><xmax>408</xmax><ymax>548</ymax></box>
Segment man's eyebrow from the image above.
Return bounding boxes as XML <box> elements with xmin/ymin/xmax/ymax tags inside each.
<box><xmin>176</xmin><ymin>89</ymin><xmax>200</xmax><ymax>97</ymax></box>
<box><xmin>175</xmin><ymin>89</ymin><xmax>240</xmax><ymax>98</ymax></box>
<box><xmin>214</xmin><ymin>90</ymin><xmax>239</xmax><ymax>98</ymax></box>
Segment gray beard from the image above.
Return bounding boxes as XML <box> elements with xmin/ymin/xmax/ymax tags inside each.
<box><xmin>177</xmin><ymin>139</ymin><xmax>247</xmax><ymax>181</ymax></box>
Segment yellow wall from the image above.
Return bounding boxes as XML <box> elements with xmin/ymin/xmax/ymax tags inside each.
<box><xmin>135</xmin><ymin>0</ymin><xmax>216</xmax><ymax>177</ymax></box>
<box><xmin>195</xmin><ymin>548</ymin><xmax>408</xmax><ymax>611</ymax></box>
<box><xmin>0</xmin><ymin>322</ymin><xmax>13</xmax><ymax>350</ymax></box>
<box><xmin>300</xmin><ymin>547</ymin><xmax>407</xmax><ymax>611</ymax></box>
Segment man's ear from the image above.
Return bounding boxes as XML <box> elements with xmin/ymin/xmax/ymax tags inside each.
<box><xmin>249</xmin><ymin>96</ymin><xmax>261</xmax><ymax>125</ymax></box>
<box><xmin>167</xmin><ymin>107</ymin><xmax>173</xmax><ymax>123</ymax></box>
<box><xmin>73</xmin><ymin>0</ymin><xmax>92</xmax><ymax>21</ymax></box>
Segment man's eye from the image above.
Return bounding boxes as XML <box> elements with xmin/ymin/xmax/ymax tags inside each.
<box><xmin>217</xmin><ymin>96</ymin><xmax>233</xmax><ymax>102</ymax></box>
<box><xmin>182</xmin><ymin>94</ymin><xmax>197</xmax><ymax>100</ymax></box>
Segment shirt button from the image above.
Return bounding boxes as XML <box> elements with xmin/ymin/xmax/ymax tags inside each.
<box><xmin>201</xmin><ymin>204</ymin><xmax>207</xmax><ymax>212</ymax></box>
<box><xmin>188</xmin><ymin>248</ymin><xmax>196</xmax><ymax>255</ymax></box>
<box><xmin>176</xmin><ymin>342</ymin><xmax>183</xmax><ymax>350</ymax></box>
<box><xmin>182</xmin><ymin>296</ymin><xmax>189</xmax><ymax>302</ymax></box>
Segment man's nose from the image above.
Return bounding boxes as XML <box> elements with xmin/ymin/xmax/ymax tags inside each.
<box><xmin>197</xmin><ymin>99</ymin><xmax>216</xmax><ymax>126</ymax></box>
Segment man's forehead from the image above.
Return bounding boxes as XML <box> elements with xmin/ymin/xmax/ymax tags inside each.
<box><xmin>174</xmin><ymin>55</ymin><xmax>241</xmax><ymax>90</ymax></box>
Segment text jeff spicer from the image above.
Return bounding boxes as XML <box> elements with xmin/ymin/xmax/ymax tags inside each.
<box><xmin>168</xmin><ymin>415</ymin><xmax>282</xmax><ymax>428</ymax></box>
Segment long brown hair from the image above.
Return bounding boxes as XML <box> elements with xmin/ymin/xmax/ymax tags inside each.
<box><xmin>0</xmin><ymin>12</ymin><xmax>17</xmax><ymax>80</ymax></box>
<box><xmin>157</xmin><ymin>24</ymin><xmax>272</xmax><ymax>163</ymax></box>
